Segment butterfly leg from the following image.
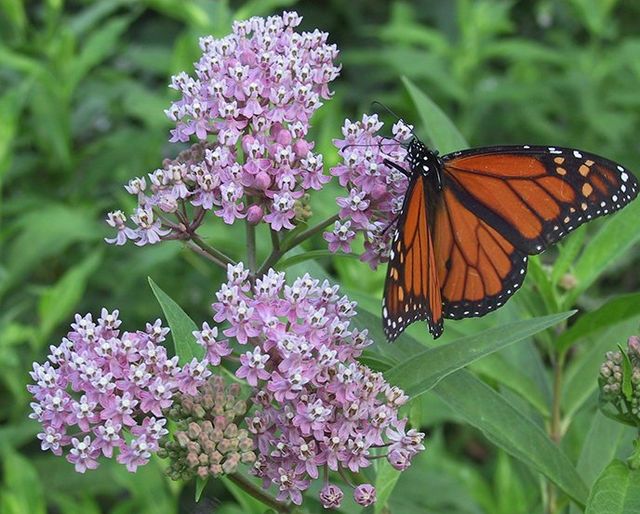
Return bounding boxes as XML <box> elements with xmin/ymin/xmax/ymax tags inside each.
<box><xmin>380</xmin><ymin>213</ymin><xmax>400</xmax><ymax>237</ymax></box>
<box><xmin>383</xmin><ymin>159</ymin><xmax>411</xmax><ymax>178</ymax></box>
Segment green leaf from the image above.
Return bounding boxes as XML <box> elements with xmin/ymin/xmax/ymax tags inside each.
<box><xmin>620</xmin><ymin>345</ymin><xmax>633</xmax><ymax>401</ymax></box>
<box><xmin>195</xmin><ymin>476</ymin><xmax>208</xmax><ymax>502</ymax></box>
<box><xmin>68</xmin><ymin>16</ymin><xmax>133</xmax><ymax>90</ymax></box>
<box><xmin>527</xmin><ymin>256</ymin><xmax>559</xmax><ymax>314</ymax></box>
<box><xmin>374</xmin><ymin>459</ymin><xmax>401</xmax><ymax>514</ymax></box>
<box><xmin>402</xmin><ymin>76</ymin><xmax>468</xmax><ymax>153</ymax></box>
<box><xmin>384</xmin><ymin>312</ymin><xmax>574</xmax><ymax>397</ymax></box>
<box><xmin>220</xmin><ymin>476</ymin><xmax>266</xmax><ymax>514</ymax></box>
<box><xmin>148</xmin><ymin>277</ymin><xmax>204</xmax><ymax>364</ymax></box>
<box><xmin>470</xmin><ymin>353</ymin><xmax>550</xmax><ymax>417</ymax></box>
<box><xmin>0</xmin><ymin>81</ymin><xmax>30</xmax><ymax>178</ymax></box>
<box><xmin>433</xmin><ymin>370</ymin><xmax>589</xmax><ymax>506</ymax></box>
<box><xmin>30</xmin><ymin>82</ymin><xmax>71</xmax><ymax>170</ymax></box>
<box><xmin>576</xmin><ymin>410</ymin><xmax>627</xmax><ymax>487</ymax></box>
<box><xmin>38</xmin><ymin>250</ymin><xmax>103</xmax><ymax>341</ymax></box>
<box><xmin>1</xmin><ymin>450</ymin><xmax>46</xmax><ymax>514</ymax></box>
<box><xmin>494</xmin><ymin>451</ymin><xmax>529</xmax><ymax>514</ymax></box>
<box><xmin>1</xmin><ymin>203</ymin><xmax>100</xmax><ymax>297</ymax></box>
<box><xmin>551</xmin><ymin>226</ymin><xmax>586</xmax><ymax>285</ymax></box>
<box><xmin>277</xmin><ymin>249</ymin><xmax>359</xmax><ymax>270</ymax></box>
<box><xmin>557</xmin><ymin>293</ymin><xmax>640</xmax><ymax>353</ymax></box>
<box><xmin>569</xmin><ymin>199</ymin><xmax>640</xmax><ymax>303</ymax></box>
<box><xmin>585</xmin><ymin>460</ymin><xmax>640</xmax><ymax>514</ymax></box>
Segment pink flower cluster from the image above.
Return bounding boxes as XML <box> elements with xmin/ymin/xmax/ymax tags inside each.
<box><xmin>28</xmin><ymin>310</ymin><xmax>211</xmax><ymax>473</ymax></box>
<box><xmin>324</xmin><ymin>114</ymin><xmax>413</xmax><ymax>268</ymax></box>
<box><xmin>207</xmin><ymin>264</ymin><xmax>425</xmax><ymax>507</ymax></box>
<box><xmin>106</xmin><ymin>11</ymin><xmax>340</xmax><ymax>245</ymax></box>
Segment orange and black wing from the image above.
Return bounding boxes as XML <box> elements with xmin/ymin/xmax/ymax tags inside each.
<box><xmin>383</xmin><ymin>175</ymin><xmax>443</xmax><ymax>341</ymax></box>
<box><xmin>442</xmin><ymin>145</ymin><xmax>639</xmax><ymax>254</ymax></box>
<box><xmin>432</xmin><ymin>187</ymin><xmax>528</xmax><ymax>319</ymax></box>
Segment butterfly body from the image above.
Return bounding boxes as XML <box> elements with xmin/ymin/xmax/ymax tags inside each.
<box><xmin>382</xmin><ymin>137</ymin><xmax>638</xmax><ymax>342</ymax></box>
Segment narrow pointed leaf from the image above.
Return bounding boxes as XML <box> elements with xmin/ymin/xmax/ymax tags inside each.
<box><xmin>434</xmin><ymin>370</ymin><xmax>589</xmax><ymax>506</ymax></box>
<box><xmin>402</xmin><ymin>76</ymin><xmax>467</xmax><ymax>153</ymax></box>
<box><xmin>557</xmin><ymin>293</ymin><xmax>640</xmax><ymax>353</ymax></box>
<box><xmin>385</xmin><ymin>311</ymin><xmax>574</xmax><ymax>396</ymax></box>
<box><xmin>148</xmin><ymin>277</ymin><xmax>204</xmax><ymax>363</ymax></box>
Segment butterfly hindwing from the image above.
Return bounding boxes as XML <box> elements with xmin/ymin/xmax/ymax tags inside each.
<box><xmin>383</xmin><ymin>175</ymin><xmax>443</xmax><ymax>341</ymax></box>
<box><xmin>442</xmin><ymin>145</ymin><xmax>639</xmax><ymax>254</ymax></box>
<box><xmin>433</xmin><ymin>188</ymin><xmax>528</xmax><ymax>319</ymax></box>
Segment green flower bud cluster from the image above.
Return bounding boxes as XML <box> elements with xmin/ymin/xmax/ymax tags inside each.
<box><xmin>600</xmin><ymin>350</ymin><xmax>623</xmax><ymax>400</ymax></box>
<box><xmin>599</xmin><ymin>336</ymin><xmax>640</xmax><ymax>425</ymax></box>
<box><xmin>159</xmin><ymin>375</ymin><xmax>256</xmax><ymax>480</ymax></box>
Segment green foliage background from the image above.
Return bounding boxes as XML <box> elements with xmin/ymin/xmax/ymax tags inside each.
<box><xmin>2</xmin><ymin>0</ymin><xmax>640</xmax><ymax>513</ymax></box>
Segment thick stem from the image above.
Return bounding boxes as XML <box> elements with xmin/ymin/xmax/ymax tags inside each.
<box><xmin>547</xmin><ymin>351</ymin><xmax>566</xmax><ymax>514</ymax></box>
<box><xmin>228</xmin><ymin>473</ymin><xmax>293</xmax><ymax>514</ymax></box>
<box><xmin>256</xmin><ymin>213</ymin><xmax>339</xmax><ymax>276</ymax></box>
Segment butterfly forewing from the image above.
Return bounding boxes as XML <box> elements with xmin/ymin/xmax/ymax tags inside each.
<box><xmin>442</xmin><ymin>145</ymin><xmax>639</xmax><ymax>254</ymax></box>
<box><xmin>383</xmin><ymin>175</ymin><xmax>443</xmax><ymax>341</ymax></box>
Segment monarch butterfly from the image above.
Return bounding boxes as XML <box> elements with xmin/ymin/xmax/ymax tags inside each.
<box><xmin>382</xmin><ymin>137</ymin><xmax>639</xmax><ymax>341</ymax></box>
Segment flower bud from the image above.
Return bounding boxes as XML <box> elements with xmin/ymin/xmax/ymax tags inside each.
<box><xmin>320</xmin><ymin>484</ymin><xmax>343</xmax><ymax>509</ymax></box>
<box><xmin>254</xmin><ymin>172</ymin><xmax>271</xmax><ymax>191</ymax></box>
<box><xmin>353</xmin><ymin>484</ymin><xmax>376</xmax><ymax>506</ymax></box>
<box><xmin>388</xmin><ymin>448</ymin><xmax>412</xmax><ymax>471</ymax></box>
<box><xmin>247</xmin><ymin>202</ymin><xmax>266</xmax><ymax>225</ymax></box>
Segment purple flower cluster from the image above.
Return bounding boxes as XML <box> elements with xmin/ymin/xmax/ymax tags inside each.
<box><xmin>28</xmin><ymin>310</ymin><xmax>211</xmax><ymax>473</ymax></box>
<box><xmin>324</xmin><ymin>114</ymin><xmax>413</xmax><ymax>268</ymax></box>
<box><xmin>207</xmin><ymin>264</ymin><xmax>425</xmax><ymax>507</ymax></box>
<box><xmin>106</xmin><ymin>11</ymin><xmax>340</xmax><ymax>245</ymax></box>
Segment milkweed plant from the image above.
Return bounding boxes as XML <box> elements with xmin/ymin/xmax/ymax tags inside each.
<box><xmin>26</xmin><ymin>10</ymin><xmax>640</xmax><ymax>514</ymax></box>
<box><xmin>28</xmin><ymin>12</ymin><xmax>424</xmax><ymax>511</ymax></box>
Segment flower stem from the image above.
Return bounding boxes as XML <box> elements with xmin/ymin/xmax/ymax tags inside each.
<box><xmin>256</xmin><ymin>213</ymin><xmax>339</xmax><ymax>276</ymax></box>
<box><xmin>228</xmin><ymin>473</ymin><xmax>293</xmax><ymax>514</ymax></box>
<box><xmin>286</xmin><ymin>213</ymin><xmax>340</xmax><ymax>250</ymax></box>
<box><xmin>188</xmin><ymin>235</ymin><xmax>236</xmax><ymax>269</ymax></box>
<box><xmin>184</xmin><ymin>241</ymin><xmax>227</xmax><ymax>269</ymax></box>
<box><xmin>246</xmin><ymin>219</ymin><xmax>257</xmax><ymax>273</ymax></box>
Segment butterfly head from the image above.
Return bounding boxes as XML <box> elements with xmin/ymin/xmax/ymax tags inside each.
<box><xmin>406</xmin><ymin>138</ymin><xmax>443</xmax><ymax>187</ymax></box>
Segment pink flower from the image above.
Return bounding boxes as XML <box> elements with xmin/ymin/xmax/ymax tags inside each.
<box><xmin>27</xmin><ymin>310</ymin><xmax>209</xmax><ymax>473</ymax></box>
<box><xmin>201</xmin><ymin>266</ymin><xmax>425</xmax><ymax>505</ymax></box>
<box><xmin>325</xmin><ymin>115</ymin><xmax>413</xmax><ymax>268</ymax></box>
<box><xmin>67</xmin><ymin>436</ymin><xmax>100</xmax><ymax>473</ymax></box>
<box><xmin>237</xmin><ymin>347</ymin><xmax>271</xmax><ymax>386</ymax></box>
<box><xmin>107</xmin><ymin>11</ymin><xmax>340</xmax><ymax>244</ymax></box>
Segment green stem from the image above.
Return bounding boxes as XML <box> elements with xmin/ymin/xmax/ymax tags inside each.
<box><xmin>184</xmin><ymin>240</ymin><xmax>227</xmax><ymax>270</ymax></box>
<box><xmin>228</xmin><ymin>473</ymin><xmax>293</xmax><ymax>514</ymax></box>
<box><xmin>547</xmin><ymin>351</ymin><xmax>566</xmax><ymax>514</ymax></box>
<box><xmin>188</xmin><ymin>235</ymin><xmax>236</xmax><ymax>269</ymax></box>
<box><xmin>256</xmin><ymin>213</ymin><xmax>339</xmax><ymax>276</ymax></box>
<box><xmin>246</xmin><ymin>221</ymin><xmax>257</xmax><ymax>273</ymax></box>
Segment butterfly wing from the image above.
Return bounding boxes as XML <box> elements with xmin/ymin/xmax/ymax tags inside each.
<box><xmin>442</xmin><ymin>145</ymin><xmax>639</xmax><ymax>254</ymax></box>
<box><xmin>383</xmin><ymin>175</ymin><xmax>443</xmax><ymax>341</ymax></box>
<box><xmin>433</xmin><ymin>187</ymin><xmax>528</xmax><ymax>319</ymax></box>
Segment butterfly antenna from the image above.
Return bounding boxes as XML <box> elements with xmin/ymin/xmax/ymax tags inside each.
<box><xmin>371</xmin><ymin>101</ymin><xmax>418</xmax><ymax>138</ymax></box>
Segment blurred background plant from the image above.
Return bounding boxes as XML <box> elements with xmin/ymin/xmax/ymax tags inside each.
<box><xmin>2</xmin><ymin>0</ymin><xmax>640</xmax><ymax>513</ymax></box>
